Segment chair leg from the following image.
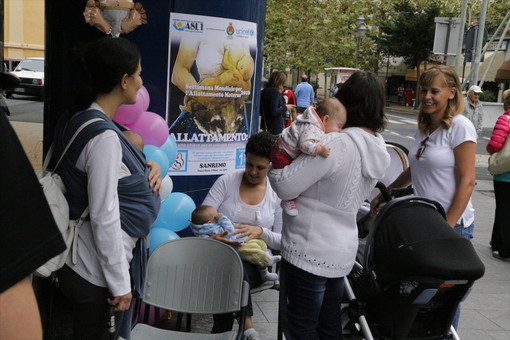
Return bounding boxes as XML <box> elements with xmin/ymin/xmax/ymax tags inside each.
<box><xmin>186</xmin><ymin>313</ymin><xmax>192</xmax><ymax>332</ymax></box>
<box><xmin>175</xmin><ymin>312</ymin><xmax>183</xmax><ymax>331</ymax></box>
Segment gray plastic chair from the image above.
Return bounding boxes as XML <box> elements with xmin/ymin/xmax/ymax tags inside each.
<box><xmin>131</xmin><ymin>238</ymin><xmax>249</xmax><ymax>340</ymax></box>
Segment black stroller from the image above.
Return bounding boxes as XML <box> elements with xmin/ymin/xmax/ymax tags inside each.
<box><xmin>342</xmin><ymin>146</ymin><xmax>485</xmax><ymax>340</ymax></box>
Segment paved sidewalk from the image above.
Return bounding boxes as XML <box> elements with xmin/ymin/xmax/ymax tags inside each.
<box><xmin>10</xmin><ymin>120</ymin><xmax>44</xmax><ymax>172</ymax></box>
<box><xmin>10</xmin><ymin>121</ymin><xmax>510</xmax><ymax>340</ymax></box>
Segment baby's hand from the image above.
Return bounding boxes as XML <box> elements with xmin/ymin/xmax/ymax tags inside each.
<box><xmin>317</xmin><ymin>144</ymin><xmax>331</xmax><ymax>158</ymax></box>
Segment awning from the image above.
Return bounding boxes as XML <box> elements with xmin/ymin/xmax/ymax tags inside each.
<box><xmin>495</xmin><ymin>59</ymin><xmax>510</xmax><ymax>83</ymax></box>
<box><xmin>405</xmin><ymin>64</ymin><xmax>431</xmax><ymax>82</ymax></box>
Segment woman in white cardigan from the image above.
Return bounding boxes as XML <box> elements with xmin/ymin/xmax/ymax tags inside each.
<box><xmin>269</xmin><ymin>71</ymin><xmax>390</xmax><ymax>340</ymax></box>
<box><xmin>202</xmin><ymin>132</ymin><xmax>282</xmax><ymax>340</ymax></box>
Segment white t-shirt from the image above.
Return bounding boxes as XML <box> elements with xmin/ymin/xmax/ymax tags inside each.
<box><xmin>202</xmin><ymin>170</ymin><xmax>282</xmax><ymax>249</ymax></box>
<box><xmin>408</xmin><ymin>114</ymin><xmax>477</xmax><ymax>226</ymax></box>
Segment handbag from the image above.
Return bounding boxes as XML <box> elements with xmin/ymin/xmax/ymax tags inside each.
<box><xmin>488</xmin><ymin>116</ymin><xmax>510</xmax><ymax>175</ymax></box>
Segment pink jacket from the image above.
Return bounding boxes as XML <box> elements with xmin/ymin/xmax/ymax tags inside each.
<box><xmin>487</xmin><ymin>110</ymin><xmax>510</xmax><ymax>154</ymax></box>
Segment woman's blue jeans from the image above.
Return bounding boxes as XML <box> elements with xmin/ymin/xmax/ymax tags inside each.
<box><xmin>279</xmin><ymin>259</ymin><xmax>344</xmax><ymax>340</ymax></box>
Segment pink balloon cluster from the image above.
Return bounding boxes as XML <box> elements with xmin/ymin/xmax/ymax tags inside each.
<box><xmin>113</xmin><ymin>86</ymin><xmax>168</xmax><ymax>148</ymax></box>
<box><xmin>114</xmin><ymin>86</ymin><xmax>177</xmax><ymax>178</ymax></box>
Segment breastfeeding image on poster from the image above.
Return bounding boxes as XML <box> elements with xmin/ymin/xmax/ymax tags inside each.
<box><xmin>167</xmin><ymin>13</ymin><xmax>257</xmax><ymax>176</ymax></box>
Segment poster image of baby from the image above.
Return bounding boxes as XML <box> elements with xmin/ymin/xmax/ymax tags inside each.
<box><xmin>83</xmin><ymin>0</ymin><xmax>147</xmax><ymax>37</ymax></box>
<box><xmin>169</xmin><ymin>37</ymin><xmax>255</xmax><ymax>137</ymax></box>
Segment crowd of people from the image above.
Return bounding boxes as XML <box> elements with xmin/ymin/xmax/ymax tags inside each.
<box><xmin>2</xmin><ymin>34</ymin><xmax>509</xmax><ymax>340</ymax></box>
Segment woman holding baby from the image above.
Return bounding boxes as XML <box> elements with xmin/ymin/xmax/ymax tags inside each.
<box><xmin>202</xmin><ymin>132</ymin><xmax>282</xmax><ymax>340</ymax></box>
<box><xmin>269</xmin><ymin>71</ymin><xmax>390</xmax><ymax>339</ymax></box>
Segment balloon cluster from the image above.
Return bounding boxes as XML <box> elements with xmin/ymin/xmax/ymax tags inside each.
<box><xmin>114</xmin><ymin>86</ymin><xmax>195</xmax><ymax>255</ymax></box>
<box><xmin>113</xmin><ymin>85</ymin><xmax>176</xmax><ymax>178</ymax></box>
<box><xmin>148</xmin><ymin>192</ymin><xmax>196</xmax><ymax>254</ymax></box>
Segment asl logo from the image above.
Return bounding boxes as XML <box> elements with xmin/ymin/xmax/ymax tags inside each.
<box><xmin>173</xmin><ymin>20</ymin><xmax>204</xmax><ymax>32</ymax></box>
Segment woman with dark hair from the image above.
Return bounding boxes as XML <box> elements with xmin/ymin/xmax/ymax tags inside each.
<box><xmin>260</xmin><ymin>70</ymin><xmax>295</xmax><ymax>135</ymax></box>
<box><xmin>203</xmin><ymin>132</ymin><xmax>282</xmax><ymax>340</ymax></box>
<box><xmin>269</xmin><ymin>71</ymin><xmax>390</xmax><ymax>339</ymax></box>
<box><xmin>373</xmin><ymin>65</ymin><xmax>476</xmax><ymax>329</ymax></box>
<box><xmin>52</xmin><ymin>37</ymin><xmax>161</xmax><ymax>339</ymax></box>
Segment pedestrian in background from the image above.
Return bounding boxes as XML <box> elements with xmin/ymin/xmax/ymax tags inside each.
<box><xmin>486</xmin><ymin>89</ymin><xmax>510</xmax><ymax>262</ymax></box>
<box><xmin>463</xmin><ymin>85</ymin><xmax>484</xmax><ymax>138</ymax></box>
<box><xmin>294</xmin><ymin>74</ymin><xmax>314</xmax><ymax>113</ymax></box>
<box><xmin>282</xmin><ymin>86</ymin><xmax>297</xmax><ymax>127</ymax></box>
<box><xmin>397</xmin><ymin>83</ymin><xmax>404</xmax><ymax>105</ymax></box>
<box><xmin>404</xmin><ymin>84</ymin><xmax>414</xmax><ymax>107</ymax></box>
<box><xmin>260</xmin><ymin>70</ymin><xmax>294</xmax><ymax>135</ymax></box>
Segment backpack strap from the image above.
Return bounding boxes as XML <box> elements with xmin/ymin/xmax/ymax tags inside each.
<box><xmin>43</xmin><ymin>118</ymin><xmax>102</xmax><ymax>265</ymax></box>
<box><xmin>43</xmin><ymin>118</ymin><xmax>104</xmax><ymax>175</ymax></box>
<box><xmin>70</xmin><ymin>206</ymin><xmax>89</xmax><ymax>265</ymax></box>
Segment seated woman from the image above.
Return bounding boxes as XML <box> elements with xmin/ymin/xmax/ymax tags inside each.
<box><xmin>202</xmin><ymin>132</ymin><xmax>282</xmax><ymax>340</ymax></box>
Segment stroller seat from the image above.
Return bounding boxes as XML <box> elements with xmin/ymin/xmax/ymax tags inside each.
<box><xmin>372</xmin><ymin>201</ymin><xmax>485</xmax><ymax>286</ymax></box>
<box><xmin>348</xmin><ymin>192</ymin><xmax>485</xmax><ymax>340</ymax></box>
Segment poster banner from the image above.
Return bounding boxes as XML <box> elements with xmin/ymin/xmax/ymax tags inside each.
<box><xmin>167</xmin><ymin>13</ymin><xmax>257</xmax><ymax>176</ymax></box>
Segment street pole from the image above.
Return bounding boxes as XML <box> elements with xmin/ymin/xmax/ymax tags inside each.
<box><xmin>443</xmin><ymin>13</ymin><xmax>453</xmax><ymax>65</ymax></box>
<box><xmin>354</xmin><ymin>15</ymin><xmax>366</xmax><ymax>70</ymax></box>
<box><xmin>355</xmin><ymin>37</ymin><xmax>360</xmax><ymax>69</ymax></box>
<box><xmin>470</xmin><ymin>0</ymin><xmax>489</xmax><ymax>87</ymax></box>
<box><xmin>455</xmin><ymin>0</ymin><xmax>469</xmax><ymax>74</ymax></box>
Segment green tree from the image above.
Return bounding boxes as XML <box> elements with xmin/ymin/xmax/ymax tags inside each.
<box><xmin>264</xmin><ymin>0</ymin><xmax>364</xmax><ymax>75</ymax></box>
<box><xmin>372</xmin><ymin>0</ymin><xmax>441</xmax><ymax>103</ymax></box>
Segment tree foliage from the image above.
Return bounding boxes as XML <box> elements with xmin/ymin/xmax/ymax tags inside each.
<box><xmin>372</xmin><ymin>1</ymin><xmax>440</xmax><ymax>70</ymax></box>
<box><xmin>264</xmin><ymin>0</ymin><xmax>365</xmax><ymax>73</ymax></box>
<box><xmin>263</xmin><ymin>0</ymin><xmax>510</xmax><ymax>78</ymax></box>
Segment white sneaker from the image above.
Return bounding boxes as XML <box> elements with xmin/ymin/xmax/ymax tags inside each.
<box><xmin>282</xmin><ymin>200</ymin><xmax>298</xmax><ymax>216</ymax></box>
<box><xmin>245</xmin><ymin>331</ymin><xmax>262</xmax><ymax>340</ymax></box>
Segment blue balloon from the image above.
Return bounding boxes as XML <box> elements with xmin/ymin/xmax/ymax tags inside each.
<box><xmin>155</xmin><ymin>192</ymin><xmax>196</xmax><ymax>232</ymax></box>
<box><xmin>143</xmin><ymin>145</ymin><xmax>169</xmax><ymax>177</ymax></box>
<box><xmin>149</xmin><ymin>227</ymin><xmax>179</xmax><ymax>255</ymax></box>
<box><xmin>160</xmin><ymin>135</ymin><xmax>178</xmax><ymax>165</ymax></box>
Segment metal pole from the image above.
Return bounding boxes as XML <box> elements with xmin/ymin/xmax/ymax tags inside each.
<box><xmin>443</xmin><ymin>13</ymin><xmax>453</xmax><ymax>65</ymax></box>
<box><xmin>455</xmin><ymin>0</ymin><xmax>469</xmax><ymax>74</ymax></box>
<box><xmin>479</xmin><ymin>11</ymin><xmax>510</xmax><ymax>88</ymax></box>
<box><xmin>461</xmin><ymin>10</ymin><xmax>510</xmax><ymax>88</ymax></box>
<box><xmin>470</xmin><ymin>0</ymin><xmax>489</xmax><ymax>86</ymax></box>
<box><xmin>356</xmin><ymin>37</ymin><xmax>360</xmax><ymax>69</ymax></box>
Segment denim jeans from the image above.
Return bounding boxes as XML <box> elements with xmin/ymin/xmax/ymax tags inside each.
<box><xmin>450</xmin><ymin>220</ymin><xmax>474</xmax><ymax>331</ymax></box>
<box><xmin>454</xmin><ymin>220</ymin><xmax>474</xmax><ymax>240</ymax></box>
<box><xmin>279</xmin><ymin>259</ymin><xmax>344</xmax><ymax>340</ymax></box>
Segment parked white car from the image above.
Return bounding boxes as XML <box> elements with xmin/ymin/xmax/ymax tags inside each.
<box><xmin>6</xmin><ymin>57</ymin><xmax>44</xmax><ymax>98</ymax></box>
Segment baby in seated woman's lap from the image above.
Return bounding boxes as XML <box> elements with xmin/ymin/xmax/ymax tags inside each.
<box><xmin>190</xmin><ymin>205</ymin><xmax>281</xmax><ymax>282</ymax></box>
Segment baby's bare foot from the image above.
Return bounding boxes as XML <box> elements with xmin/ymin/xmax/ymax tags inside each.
<box><xmin>121</xmin><ymin>2</ymin><xmax>147</xmax><ymax>34</ymax></box>
<box><xmin>83</xmin><ymin>0</ymin><xmax>111</xmax><ymax>34</ymax></box>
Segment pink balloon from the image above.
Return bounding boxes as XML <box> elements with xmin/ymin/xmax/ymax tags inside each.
<box><xmin>127</xmin><ymin>111</ymin><xmax>168</xmax><ymax>147</ymax></box>
<box><xmin>113</xmin><ymin>86</ymin><xmax>150</xmax><ymax>125</ymax></box>
<box><xmin>138</xmin><ymin>86</ymin><xmax>150</xmax><ymax>112</ymax></box>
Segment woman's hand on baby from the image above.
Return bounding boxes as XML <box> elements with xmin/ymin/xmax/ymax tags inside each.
<box><xmin>234</xmin><ymin>224</ymin><xmax>263</xmax><ymax>242</ymax></box>
<box><xmin>146</xmin><ymin>161</ymin><xmax>162</xmax><ymax>194</ymax></box>
<box><xmin>210</xmin><ymin>231</ymin><xmax>243</xmax><ymax>246</ymax></box>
